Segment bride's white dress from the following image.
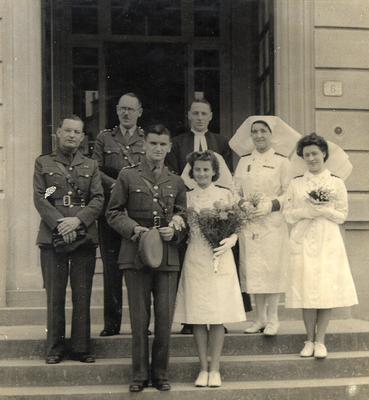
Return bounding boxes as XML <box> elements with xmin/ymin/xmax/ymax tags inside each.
<box><xmin>173</xmin><ymin>184</ymin><xmax>246</xmax><ymax>324</ymax></box>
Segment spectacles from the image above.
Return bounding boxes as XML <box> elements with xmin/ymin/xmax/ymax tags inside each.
<box><xmin>116</xmin><ymin>106</ymin><xmax>140</xmax><ymax>113</ymax></box>
<box><xmin>61</xmin><ymin>128</ymin><xmax>83</xmax><ymax>135</ymax></box>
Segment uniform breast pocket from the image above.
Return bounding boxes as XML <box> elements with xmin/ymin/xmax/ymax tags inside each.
<box><xmin>130</xmin><ymin>148</ymin><xmax>145</xmax><ymax>163</ymax></box>
<box><xmin>76</xmin><ymin>170</ymin><xmax>92</xmax><ymax>192</ymax></box>
<box><xmin>128</xmin><ymin>185</ymin><xmax>151</xmax><ymax>211</ymax></box>
<box><xmin>162</xmin><ymin>188</ymin><xmax>176</xmax><ymax>209</ymax></box>
<box><xmin>42</xmin><ymin>169</ymin><xmax>64</xmax><ymax>192</ymax></box>
<box><xmin>103</xmin><ymin>147</ymin><xmax>121</xmax><ymax>167</ymax></box>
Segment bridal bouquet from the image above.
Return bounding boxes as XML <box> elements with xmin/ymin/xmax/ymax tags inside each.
<box><xmin>307</xmin><ymin>187</ymin><xmax>336</xmax><ymax>204</ymax></box>
<box><xmin>188</xmin><ymin>200</ymin><xmax>252</xmax><ymax>272</ymax></box>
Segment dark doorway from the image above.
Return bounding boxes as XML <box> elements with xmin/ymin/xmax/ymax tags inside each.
<box><xmin>105</xmin><ymin>43</ymin><xmax>186</xmax><ymax>135</ymax></box>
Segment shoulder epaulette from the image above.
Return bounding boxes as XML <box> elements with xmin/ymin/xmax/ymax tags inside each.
<box><xmin>293</xmin><ymin>175</ymin><xmax>304</xmax><ymax>179</ymax></box>
<box><xmin>100</xmin><ymin>128</ymin><xmax>112</xmax><ymax>133</ymax></box>
<box><xmin>38</xmin><ymin>151</ymin><xmax>53</xmax><ymax>157</ymax></box>
<box><xmin>122</xmin><ymin>162</ymin><xmax>140</xmax><ymax>170</ymax></box>
<box><xmin>215</xmin><ymin>184</ymin><xmax>231</xmax><ymax>191</ymax></box>
<box><xmin>241</xmin><ymin>153</ymin><xmax>252</xmax><ymax>157</ymax></box>
<box><xmin>274</xmin><ymin>152</ymin><xmax>287</xmax><ymax>158</ymax></box>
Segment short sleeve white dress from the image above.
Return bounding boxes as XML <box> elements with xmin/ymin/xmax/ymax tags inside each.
<box><xmin>283</xmin><ymin>169</ymin><xmax>358</xmax><ymax>309</ymax></box>
<box><xmin>173</xmin><ymin>184</ymin><xmax>246</xmax><ymax>324</ymax></box>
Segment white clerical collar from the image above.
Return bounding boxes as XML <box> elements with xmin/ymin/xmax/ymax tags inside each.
<box><xmin>120</xmin><ymin>125</ymin><xmax>137</xmax><ymax>137</ymax></box>
<box><xmin>192</xmin><ymin>129</ymin><xmax>208</xmax><ymax>151</ymax></box>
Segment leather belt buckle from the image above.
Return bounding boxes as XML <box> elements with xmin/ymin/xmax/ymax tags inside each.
<box><xmin>153</xmin><ymin>216</ymin><xmax>161</xmax><ymax>228</ymax></box>
<box><xmin>63</xmin><ymin>195</ymin><xmax>71</xmax><ymax>206</ymax></box>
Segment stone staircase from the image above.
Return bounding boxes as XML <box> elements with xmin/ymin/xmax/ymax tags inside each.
<box><xmin>0</xmin><ymin>278</ymin><xmax>368</xmax><ymax>399</ymax></box>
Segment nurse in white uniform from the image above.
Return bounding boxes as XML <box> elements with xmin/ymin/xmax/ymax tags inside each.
<box><xmin>283</xmin><ymin>133</ymin><xmax>357</xmax><ymax>359</ymax></box>
<box><xmin>231</xmin><ymin>116</ymin><xmax>300</xmax><ymax>336</ymax></box>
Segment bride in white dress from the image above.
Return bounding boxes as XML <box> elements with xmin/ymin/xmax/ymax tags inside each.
<box><xmin>173</xmin><ymin>150</ymin><xmax>246</xmax><ymax>388</ymax></box>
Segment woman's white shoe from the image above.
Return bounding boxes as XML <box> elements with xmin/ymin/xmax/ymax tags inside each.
<box><xmin>314</xmin><ymin>342</ymin><xmax>327</xmax><ymax>359</ymax></box>
<box><xmin>300</xmin><ymin>341</ymin><xmax>315</xmax><ymax>357</ymax></box>
<box><xmin>208</xmin><ymin>371</ymin><xmax>222</xmax><ymax>387</ymax></box>
<box><xmin>264</xmin><ymin>321</ymin><xmax>280</xmax><ymax>336</ymax></box>
<box><xmin>194</xmin><ymin>370</ymin><xmax>208</xmax><ymax>387</ymax></box>
<box><xmin>244</xmin><ymin>321</ymin><xmax>266</xmax><ymax>334</ymax></box>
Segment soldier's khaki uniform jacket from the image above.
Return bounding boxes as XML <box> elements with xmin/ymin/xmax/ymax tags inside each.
<box><xmin>33</xmin><ymin>149</ymin><xmax>104</xmax><ymax>246</ymax></box>
<box><xmin>92</xmin><ymin>126</ymin><xmax>145</xmax><ymax>193</ymax></box>
<box><xmin>106</xmin><ymin>158</ymin><xmax>187</xmax><ymax>271</ymax></box>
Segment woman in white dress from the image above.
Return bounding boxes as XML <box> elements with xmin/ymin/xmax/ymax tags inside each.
<box><xmin>283</xmin><ymin>133</ymin><xmax>358</xmax><ymax>359</ymax></box>
<box><xmin>174</xmin><ymin>151</ymin><xmax>246</xmax><ymax>388</ymax></box>
<box><xmin>233</xmin><ymin>119</ymin><xmax>291</xmax><ymax>336</ymax></box>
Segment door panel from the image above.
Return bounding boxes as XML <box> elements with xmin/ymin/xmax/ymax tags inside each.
<box><xmin>105</xmin><ymin>43</ymin><xmax>186</xmax><ymax>135</ymax></box>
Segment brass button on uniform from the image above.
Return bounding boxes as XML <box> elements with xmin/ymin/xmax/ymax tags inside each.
<box><xmin>69</xmin><ymin>167</ymin><xmax>73</xmax><ymax>171</ymax></box>
<box><xmin>126</xmin><ymin>146</ymin><xmax>130</xmax><ymax>149</ymax></box>
<box><xmin>68</xmin><ymin>191</ymin><xmax>73</xmax><ymax>195</ymax></box>
<box><xmin>153</xmin><ymin>198</ymin><xmax>158</xmax><ymax>203</ymax></box>
<box><xmin>153</xmin><ymin>211</ymin><xmax>158</xmax><ymax>215</ymax></box>
<box><xmin>69</xmin><ymin>204</ymin><xmax>74</xmax><ymax>208</ymax></box>
<box><xmin>153</xmin><ymin>185</ymin><xmax>159</xmax><ymax>190</ymax></box>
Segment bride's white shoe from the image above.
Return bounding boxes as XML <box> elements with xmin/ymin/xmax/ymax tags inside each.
<box><xmin>194</xmin><ymin>370</ymin><xmax>208</xmax><ymax>387</ymax></box>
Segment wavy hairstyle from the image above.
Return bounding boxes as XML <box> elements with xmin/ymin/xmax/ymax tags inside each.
<box><xmin>296</xmin><ymin>133</ymin><xmax>329</xmax><ymax>162</ymax></box>
<box><xmin>187</xmin><ymin>150</ymin><xmax>220</xmax><ymax>181</ymax></box>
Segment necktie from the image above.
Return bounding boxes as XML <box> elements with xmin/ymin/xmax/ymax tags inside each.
<box><xmin>124</xmin><ymin>129</ymin><xmax>130</xmax><ymax>143</ymax></box>
<box><xmin>152</xmin><ymin>166</ymin><xmax>161</xmax><ymax>181</ymax></box>
<box><xmin>194</xmin><ymin>132</ymin><xmax>208</xmax><ymax>152</ymax></box>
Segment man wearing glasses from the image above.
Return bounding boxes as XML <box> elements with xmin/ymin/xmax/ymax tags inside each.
<box><xmin>92</xmin><ymin>93</ymin><xmax>145</xmax><ymax>337</ymax></box>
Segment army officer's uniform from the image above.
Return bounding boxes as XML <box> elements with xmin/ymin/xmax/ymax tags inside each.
<box><xmin>92</xmin><ymin>125</ymin><xmax>145</xmax><ymax>334</ymax></box>
<box><xmin>106</xmin><ymin>158</ymin><xmax>186</xmax><ymax>385</ymax></box>
<box><xmin>33</xmin><ymin>149</ymin><xmax>104</xmax><ymax>358</ymax></box>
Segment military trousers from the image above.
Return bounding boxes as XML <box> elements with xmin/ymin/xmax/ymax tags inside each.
<box><xmin>98</xmin><ymin>215</ymin><xmax>123</xmax><ymax>332</ymax></box>
<box><xmin>40</xmin><ymin>246</ymin><xmax>96</xmax><ymax>356</ymax></box>
<box><xmin>125</xmin><ymin>268</ymin><xmax>178</xmax><ymax>383</ymax></box>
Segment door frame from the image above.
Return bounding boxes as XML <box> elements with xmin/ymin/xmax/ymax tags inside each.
<box><xmin>274</xmin><ymin>0</ymin><xmax>315</xmax><ymax>134</ymax></box>
<box><xmin>43</xmin><ymin>0</ymin><xmax>232</xmax><ymax>151</ymax></box>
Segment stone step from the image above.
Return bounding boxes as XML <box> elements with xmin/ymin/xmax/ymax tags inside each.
<box><xmin>0</xmin><ymin>305</ymin><xmax>351</xmax><ymax>326</ymax></box>
<box><xmin>0</xmin><ymin>377</ymin><xmax>368</xmax><ymax>400</ymax></box>
<box><xmin>0</xmin><ymin>352</ymin><xmax>368</xmax><ymax>386</ymax></box>
<box><xmin>0</xmin><ymin>329</ymin><xmax>368</xmax><ymax>360</ymax></box>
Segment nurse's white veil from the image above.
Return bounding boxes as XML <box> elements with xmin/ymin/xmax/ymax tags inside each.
<box><xmin>229</xmin><ymin>115</ymin><xmax>301</xmax><ymax>157</ymax></box>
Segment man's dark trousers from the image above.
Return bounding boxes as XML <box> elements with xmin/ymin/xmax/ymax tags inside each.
<box><xmin>98</xmin><ymin>215</ymin><xmax>123</xmax><ymax>333</ymax></box>
<box><xmin>125</xmin><ymin>267</ymin><xmax>178</xmax><ymax>383</ymax></box>
<box><xmin>41</xmin><ymin>246</ymin><xmax>96</xmax><ymax>356</ymax></box>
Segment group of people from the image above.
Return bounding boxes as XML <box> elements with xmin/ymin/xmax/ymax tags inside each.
<box><xmin>33</xmin><ymin>92</ymin><xmax>358</xmax><ymax>392</ymax></box>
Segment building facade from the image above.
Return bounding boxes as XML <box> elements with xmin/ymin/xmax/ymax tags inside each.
<box><xmin>0</xmin><ymin>0</ymin><xmax>368</xmax><ymax>318</ymax></box>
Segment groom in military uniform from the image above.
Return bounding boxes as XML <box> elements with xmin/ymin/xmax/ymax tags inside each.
<box><xmin>107</xmin><ymin>124</ymin><xmax>186</xmax><ymax>392</ymax></box>
<box><xmin>92</xmin><ymin>92</ymin><xmax>145</xmax><ymax>336</ymax></box>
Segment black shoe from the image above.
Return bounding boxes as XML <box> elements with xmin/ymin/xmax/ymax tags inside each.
<box><xmin>152</xmin><ymin>381</ymin><xmax>171</xmax><ymax>391</ymax></box>
<box><xmin>100</xmin><ymin>328</ymin><xmax>120</xmax><ymax>337</ymax></box>
<box><xmin>180</xmin><ymin>324</ymin><xmax>193</xmax><ymax>335</ymax></box>
<box><xmin>45</xmin><ymin>355</ymin><xmax>62</xmax><ymax>364</ymax></box>
<box><xmin>129</xmin><ymin>381</ymin><xmax>149</xmax><ymax>392</ymax></box>
<box><xmin>70</xmin><ymin>352</ymin><xmax>95</xmax><ymax>363</ymax></box>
